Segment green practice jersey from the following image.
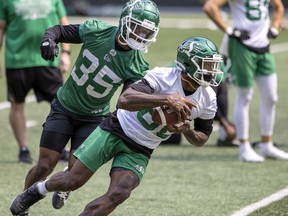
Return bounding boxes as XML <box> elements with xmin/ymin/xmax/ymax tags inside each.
<box><xmin>57</xmin><ymin>20</ymin><xmax>149</xmax><ymax>116</ymax></box>
<box><xmin>0</xmin><ymin>0</ymin><xmax>67</xmax><ymax>68</ymax></box>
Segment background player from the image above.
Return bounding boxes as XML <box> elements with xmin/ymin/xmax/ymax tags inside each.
<box><xmin>204</xmin><ymin>0</ymin><xmax>288</xmax><ymax>162</ymax></box>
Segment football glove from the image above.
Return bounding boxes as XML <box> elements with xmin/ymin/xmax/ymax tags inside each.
<box><xmin>267</xmin><ymin>27</ymin><xmax>279</xmax><ymax>39</ymax></box>
<box><xmin>226</xmin><ymin>27</ymin><xmax>250</xmax><ymax>41</ymax></box>
<box><xmin>41</xmin><ymin>38</ymin><xmax>59</xmax><ymax>62</ymax></box>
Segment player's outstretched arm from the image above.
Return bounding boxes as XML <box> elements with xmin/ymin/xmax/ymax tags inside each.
<box><xmin>118</xmin><ymin>86</ymin><xmax>194</xmax><ymax>119</ymax></box>
<box><xmin>40</xmin><ymin>24</ymin><xmax>82</xmax><ymax>62</ymax></box>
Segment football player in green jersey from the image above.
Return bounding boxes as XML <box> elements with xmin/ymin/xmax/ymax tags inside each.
<box><xmin>20</xmin><ymin>0</ymin><xmax>160</xmax><ymax>212</ymax></box>
<box><xmin>0</xmin><ymin>0</ymin><xmax>71</xmax><ymax>164</ymax></box>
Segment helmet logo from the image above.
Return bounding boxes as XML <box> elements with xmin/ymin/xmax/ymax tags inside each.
<box><xmin>181</xmin><ymin>41</ymin><xmax>206</xmax><ymax>57</ymax></box>
<box><xmin>187</xmin><ymin>42</ymin><xmax>196</xmax><ymax>54</ymax></box>
<box><xmin>128</xmin><ymin>0</ymin><xmax>144</xmax><ymax>11</ymax></box>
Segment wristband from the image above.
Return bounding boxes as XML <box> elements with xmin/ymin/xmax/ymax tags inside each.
<box><xmin>62</xmin><ymin>50</ymin><xmax>71</xmax><ymax>55</ymax></box>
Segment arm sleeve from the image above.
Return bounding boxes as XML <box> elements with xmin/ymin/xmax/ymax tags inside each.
<box><xmin>194</xmin><ymin>118</ymin><xmax>214</xmax><ymax>136</ymax></box>
<box><xmin>130</xmin><ymin>79</ymin><xmax>155</xmax><ymax>94</ymax></box>
<box><xmin>43</xmin><ymin>24</ymin><xmax>82</xmax><ymax>44</ymax></box>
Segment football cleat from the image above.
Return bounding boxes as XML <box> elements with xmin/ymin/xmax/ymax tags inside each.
<box><xmin>216</xmin><ymin>139</ymin><xmax>239</xmax><ymax>147</ymax></box>
<box><xmin>18</xmin><ymin>149</ymin><xmax>32</xmax><ymax>164</ymax></box>
<box><xmin>52</xmin><ymin>167</ymin><xmax>70</xmax><ymax>209</ymax></box>
<box><xmin>10</xmin><ymin>182</ymin><xmax>45</xmax><ymax>215</ymax></box>
<box><xmin>59</xmin><ymin>149</ymin><xmax>69</xmax><ymax>162</ymax></box>
<box><xmin>259</xmin><ymin>144</ymin><xmax>288</xmax><ymax>160</ymax></box>
<box><xmin>239</xmin><ymin>144</ymin><xmax>264</xmax><ymax>162</ymax></box>
<box><xmin>12</xmin><ymin>209</ymin><xmax>29</xmax><ymax>216</ymax></box>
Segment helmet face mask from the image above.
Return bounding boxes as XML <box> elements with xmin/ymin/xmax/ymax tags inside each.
<box><xmin>119</xmin><ymin>0</ymin><xmax>160</xmax><ymax>51</ymax></box>
<box><xmin>176</xmin><ymin>37</ymin><xmax>224</xmax><ymax>87</ymax></box>
<box><xmin>191</xmin><ymin>54</ymin><xmax>223</xmax><ymax>86</ymax></box>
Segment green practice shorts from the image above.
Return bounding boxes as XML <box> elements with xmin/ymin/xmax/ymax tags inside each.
<box><xmin>229</xmin><ymin>38</ymin><xmax>276</xmax><ymax>87</ymax></box>
<box><xmin>74</xmin><ymin>127</ymin><xmax>149</xmax><ymax>183</ymax></box>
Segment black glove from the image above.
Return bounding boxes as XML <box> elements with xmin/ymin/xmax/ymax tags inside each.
<box><xmin>227</xmin><ymin>27</ymin><xmax>250</xmax><ymax>41</ymax></box>
<box><xmin>40</xmin><ymin>38</ymin><xmax>59</xmax><ymax>62</ymax></box>
<box><xmin>267</xmin><ymin>27</ymin><xmax>279</xmax><ymax>39</ymax></box>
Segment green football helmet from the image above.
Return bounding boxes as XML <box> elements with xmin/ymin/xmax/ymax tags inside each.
<box><xmin>176</xmin><ymin>36</ymin><xmax>224</xmax><ymax>87</ymax></box>
<box><xmin>119</xmin><ymin>0</ymin><xmax>160</xmax><ymax>51</ymax></box>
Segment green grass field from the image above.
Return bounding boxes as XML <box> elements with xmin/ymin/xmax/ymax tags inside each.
<box><xmin>1</xmin><ymin>14</ymin><xmax>288</xmax><ymax>216</ymax></box>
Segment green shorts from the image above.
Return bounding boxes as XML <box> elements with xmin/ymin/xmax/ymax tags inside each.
<box><xmin>74</xmin><ymin>127</ymin><xmax>149</xmax><ymax>183</ymax></box>
<box><xmin>228</xmin><ymin>38</ymin><xmax>276</xmax><ymax>87</ymax></box>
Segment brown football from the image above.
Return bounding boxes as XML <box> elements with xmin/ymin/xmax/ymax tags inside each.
<box><xmin>152</xmin><ymin>106</ymin><xmax>183</xmax><ymax>126</ymax></box>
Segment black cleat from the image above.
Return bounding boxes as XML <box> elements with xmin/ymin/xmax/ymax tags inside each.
<box><xmin>18</xmin><ymin>149</ymin><xmax>32</xmax><ymax>164</ymax></box>
<box><xmin>12</xmin><ymin>209</ymin><xmax>29</xmax><ymax>216</ymax></box>
<box><xmin>10</xmin><ymin>182</ymin><xmax>45</xmax><ymax>215</ymax></box>
<box><xmin>52</xmin><ymin>190</ymin><xmax>70</xmax><ymax>209</ymax></box>
<box><xmin>251</xmin><ymin>141</ymin><xmax>279</xmax><ymax>148</ymax></box>
<box><xmin>216</xmin><ymin>139</ymin><xmax>239</xmax><ymax>147</ymax></box>
<box><xmin>52</xmin><ymin>167</ymin><xmax>70</xmax><ymax>209</ymax></box>
<box><xmin>59</xmin><ymin>149</ymin><xmax>69</xmax><ymax>162</ymax></box>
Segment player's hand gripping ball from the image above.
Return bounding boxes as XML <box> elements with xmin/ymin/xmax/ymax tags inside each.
<box><xmin>152</xmin><ymin>106</ymin><xmax>185</xmax><ymax>126</ymax></box>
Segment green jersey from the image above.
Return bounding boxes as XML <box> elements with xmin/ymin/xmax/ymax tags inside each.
<box><xmin>0</xmin><ymin>0</ymin><xmax>66</xmax><ymax>68</ymax></box>
<box><xmin>57</xmin><ymin>20</ymin><xmax>149</xmax><ymax>116</ymax></box>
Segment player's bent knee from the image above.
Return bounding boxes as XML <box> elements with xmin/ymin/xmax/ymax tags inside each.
<box><xmin>108</xmin><ymin>186</ymin><xmax>132</xmax><ymax>205</ymax></box>
<box><xmin>34</xmin><ymin>163</ymin><xmax>55</xmax><ymax>177</ymax></box>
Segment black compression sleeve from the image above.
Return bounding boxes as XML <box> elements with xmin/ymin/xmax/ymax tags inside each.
<box><xmin>194</xmin><ymin>118</ymin><xmax>214</xmax><ymax>136</ymax></box>
<box><xmin>43</xmin><ymin>24</ymin><xmax>82</xmax><ymax>44</ymax></box>
<box><xmin>130</xmin><ymin>79</ymin><xmax>154</xmax><ymax>94</ymax></box>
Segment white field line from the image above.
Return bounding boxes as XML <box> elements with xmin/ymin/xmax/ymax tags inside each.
<box><xmin>0</xmin><ymin>95</ymin><xmax>36</xmax><ymax>110</ymax></box>
<box><xmin>231</xmin><ymin>186</ymin><xmax>288</xmax><ymax>216</ymax></box>
<box><xmin>26</xmin><ymin>120</ymin><xmax>38</xmax><ymax>128</ymax></box>
<box><xmin>271</xmin><ymin>42</ymin><xmax>288</xmax><ymax>54</ymax></box>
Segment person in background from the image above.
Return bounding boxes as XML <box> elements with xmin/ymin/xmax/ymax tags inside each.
<box><xmin>213</xmin><ymin>34</ymin><xmax>237</xmax><ymax>147</ymax></box>
<box><xmin>15</xmin><ymin>0</ymin><xmax>160</xmax><ymax>214</ymax></box>
<box><xmin>0</xmin><ymin>0</ymin><xmax>71</xmax><ymax>164</ymax></box>
<box><xmin>10</xmin><ymin>36</ymin><xmax>223</xmax><ymax>216</ymax></box>
<box><xmin>204</xmin><ymin>0</ymin><xmax>288</xmax><ymax>162</ymax></box>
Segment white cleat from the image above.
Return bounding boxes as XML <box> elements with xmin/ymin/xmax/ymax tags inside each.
<box><xmin>259</xmin><ymin>144</ymin><xmax>288</xmax><ymax>160</ymax></box>
<box><xmin>239</xmin><ymin>146</ymin><xmax>265</xmax><ymax>162</ymax></box>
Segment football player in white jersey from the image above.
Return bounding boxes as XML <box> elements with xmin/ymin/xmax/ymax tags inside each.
<box><xmin>204</xmin><ymin>0</ymin><xmax>288</xmax><ymax>162</ymax></box>
<box><xmin>10</xmin><ymin>36</ymin><xmax>224</xmax><ymax>215</ymax></box>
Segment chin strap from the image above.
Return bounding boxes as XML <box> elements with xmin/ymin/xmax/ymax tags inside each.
<box><xmin>181</xmin><ymin>75</ymin><xmax>199</xmax><ymax>91</ymax></box>
<box><xmin>117</xmin><ymin>34</ymin><xmax>128</xmax><ymax>46</ymax></box>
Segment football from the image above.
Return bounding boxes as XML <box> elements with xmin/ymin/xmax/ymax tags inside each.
<box><xmin>151</xmin><ymin>106</ymin><xmax>183</xmax><ymax>126</ymax></box>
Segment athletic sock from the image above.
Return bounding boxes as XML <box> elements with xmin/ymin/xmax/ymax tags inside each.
<box><xmin>37</xmin><ymin>179</ymin><xmax>49</xmax><ymax>195</ymax></box>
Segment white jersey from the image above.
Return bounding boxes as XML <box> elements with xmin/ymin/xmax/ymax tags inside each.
<box><xmin>117</xmin><ymin>67</ymin><xmax>217</xmax><ymax>149</ymax></box>
<box><xmin>229</xmin><ymin>0</ymin><xmax>270</xmax><ymax>48</ymax></box>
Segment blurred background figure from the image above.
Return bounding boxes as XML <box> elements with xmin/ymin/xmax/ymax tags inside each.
<box><xmin>0</xmin><ymin>0</ymin><xmax>71</xmax><ymax>163</ymax></box>
<box><xmin>213</xmin><ymin>34</ymin><xmax>237</xmax><ymax>147</ymax></box>
<box><xmin>204</xmin><ymin>0</ymin><xmax>288</xmax><ymax>162</ymax></box>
